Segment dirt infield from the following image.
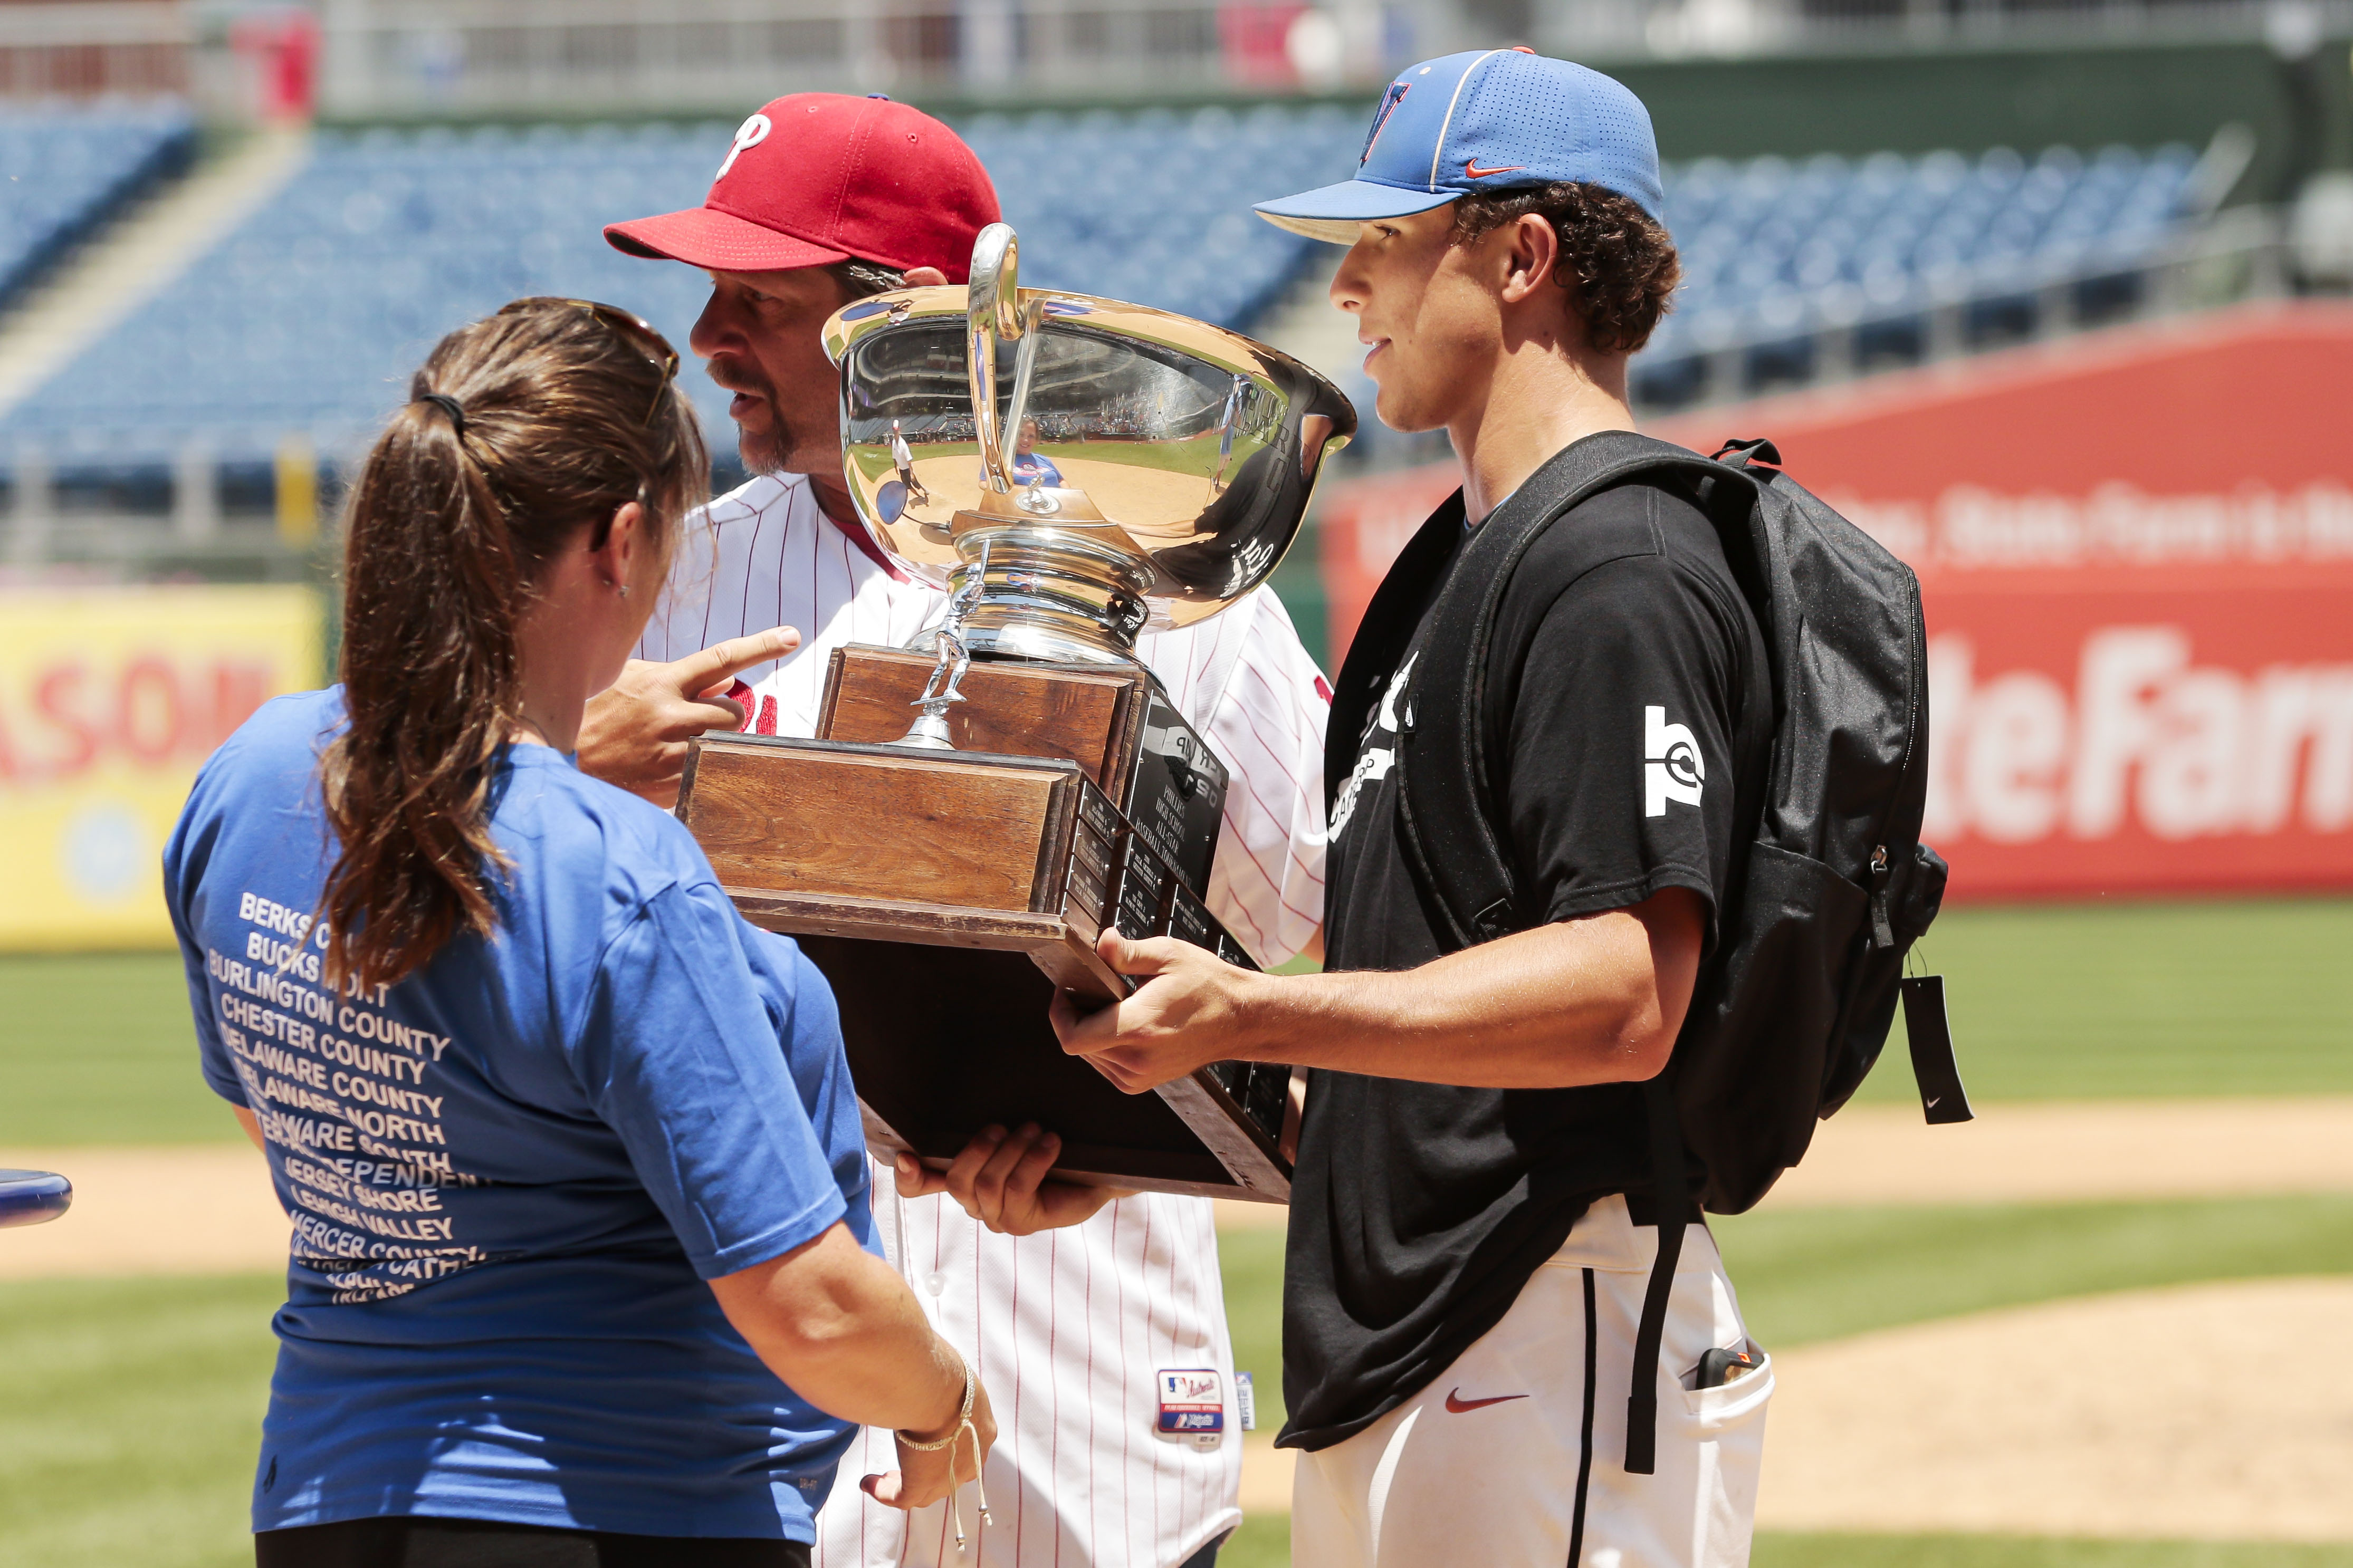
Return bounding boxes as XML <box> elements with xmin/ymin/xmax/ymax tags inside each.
<box><xmin>1237</xmin><ymin>1277</ymin><xmax>2353</xmax><ymax>1536</ymax></box>
<box><xmin>1215</xmin><ymin>1095</ymin><xmax>2353</xmax><ymax>1230</ymax></box>
<box><xmin>1756</xmin><ymin>1095</ymin><xmax>2353</xmax><ymax>1208</ymax></box>
<box><xmin>0</xmin><ymin>1144</ymin><xmax>285</xmax><ymax>1280</ymax></box>
<box><xmin>11</xmin><ymin>1096</ymin><xmax>2353</xmax><ymax>1275</ymax></box>
<box><xmin>1758</xmin><ymin>1277</ymin><xmax>2353</xmax><ymax>1541</ymax></box>
<box><xmin>1223</xmin><ymin>1098</ymin><xmax>2353</xmax><ymax>1527</ymax></box>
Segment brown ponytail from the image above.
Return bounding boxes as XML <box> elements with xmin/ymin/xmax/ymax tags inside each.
<box><xmin>318</xmin><ymin>299</ymin><xmax>706</xmax><ymax>993</ymax></box>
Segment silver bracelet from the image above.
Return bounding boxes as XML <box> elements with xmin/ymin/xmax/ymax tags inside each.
<box><xmin>896</xmin><ymin>1351</ymin><xmax>974</xmax><ymax>1451</ymax></box>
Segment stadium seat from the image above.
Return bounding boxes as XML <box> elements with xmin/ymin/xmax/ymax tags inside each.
<box><xmin>0</xmin><ymin>99</ymin><xmax>196</xmax><ymax>310</ymax></box>
<box><xmin>0</xmin><ymin>107</ymin><xmax>1366</xmax><ymax>466</ymax></box>
<box><xmin>0</xmin><ymin>110</ymin><xmax>2205</xmax><ymax>470</ymax></box>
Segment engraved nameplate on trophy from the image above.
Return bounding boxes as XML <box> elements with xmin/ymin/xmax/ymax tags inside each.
<box><xmin>675</xmin><ymin>221</ymin><xmax>1352</xmax><ymax>1202</ymax></box>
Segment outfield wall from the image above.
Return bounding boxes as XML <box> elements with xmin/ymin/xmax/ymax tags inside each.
<box><xmin>1315</xmin><ymin>303</ymin><xmax>2353</xmax><ymax>902</ymax></box>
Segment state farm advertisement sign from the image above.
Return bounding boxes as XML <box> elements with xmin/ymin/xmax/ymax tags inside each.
<box><xmin>1915</xmin><ymin>565</ymin><xmax>2353</xmax><ymax>897</ymax></box>
<box><xmin>1316</xmin><ymin>303</ymin><xmax>2353</xmax><ymax>899</ymax></box>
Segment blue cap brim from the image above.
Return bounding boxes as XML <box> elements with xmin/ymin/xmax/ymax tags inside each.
<box><xmin>1252</xmin><ymin>179</ymin><xmax>1459</xmax><ymax>244</ymax></box>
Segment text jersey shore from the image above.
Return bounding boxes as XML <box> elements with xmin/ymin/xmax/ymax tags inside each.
<box><xmin>638</xmin><ymin>473</ymin><xmax>1334</xmax><ymax>1567</ymax></box>
<box><xmin>164</xmin><ymin>688</ymin><xmax>876</xmax><ymax>1542</ymax></box>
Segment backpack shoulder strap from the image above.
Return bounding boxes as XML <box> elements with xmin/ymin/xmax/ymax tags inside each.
<box><xmin>1324</xmin><ymin>487</ymin><xmax>1468</xmax><ymax>813</ymax></box>
<box><xmin>1389</xmin><ymin>431</ymin><xmax>1745</xmax><ymax>1481</ymax></box>
<box><xmin>1397</xmin><ymin>431</ymin><xmax>1738</xmax><ymax>950</ymax></box>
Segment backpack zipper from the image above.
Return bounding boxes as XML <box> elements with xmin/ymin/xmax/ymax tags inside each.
<box><xmin>1869</xmin><ymin>844</ymin><xmax>1895</xmax><ymax>949</ymax></box>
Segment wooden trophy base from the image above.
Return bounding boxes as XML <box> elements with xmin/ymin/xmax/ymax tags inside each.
<box><xmin>675</xmin><ymin>648</ymin><xmax>1294</xmax><ymax>1202</ymax></box>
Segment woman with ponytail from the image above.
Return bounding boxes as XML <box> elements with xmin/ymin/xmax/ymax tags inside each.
<box><xmin>162</xmin><ymin>300</ymin><xmax>993</xmax><ymax>1567</ymax></box>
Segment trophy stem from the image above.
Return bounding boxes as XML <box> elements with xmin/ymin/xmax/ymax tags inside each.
<box><xmin>924</xmin><ymin>517</ymin><xmax>1154</xmax><ymax>668</ymax></box>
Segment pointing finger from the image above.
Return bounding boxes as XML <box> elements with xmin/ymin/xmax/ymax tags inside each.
<box><xmin>666</xmin><ymin>626</ymin><xmax>800</xmax><ymax>695</ymax></box>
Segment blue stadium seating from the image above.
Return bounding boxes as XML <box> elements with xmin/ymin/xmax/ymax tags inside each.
<box><xmin>1641</xmin><ymin>142</ymin><xmax>2199</xmax><ymax>364</ymax></box>
<box><xmin>0</xmin><ymin>108</ymin><xmax>1361</xmax><ymax>465</ymax></box>
<box><xmin>0</xmin><ymin>100</ymin><xmax>196</xmax><ymax>309</ymax></box>
<box><xmin>968</xmin><ymin>102</ymin><xmax>1360</xmax><ymax>326</ymax></box>
<box><xmin>0</xmin><ymin>108</ymin><xmax>2204</xmax><ymax>469</ymax></box>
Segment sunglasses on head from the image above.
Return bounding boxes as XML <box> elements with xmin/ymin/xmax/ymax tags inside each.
<box><xmin>500</xmin><ymin>296</ymin><xmax>681</xmax><ymax>427</ymax></box>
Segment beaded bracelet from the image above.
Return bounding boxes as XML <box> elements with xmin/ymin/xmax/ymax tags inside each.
<box><xmin>897</xmin><ymin>1349</ymin><xmax>992</xmax><ymax>1547</ymax></box>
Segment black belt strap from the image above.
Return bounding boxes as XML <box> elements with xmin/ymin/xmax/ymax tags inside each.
<box><xmin>1625</xmin><ymin>1073</ymin><xmax>1689</xmax><ymax>1476</ymax></box>
<box><xmin>1567</xmin><ymin>1266</ymin><xmax>1599</xmax><ymax>1565</ymax></box>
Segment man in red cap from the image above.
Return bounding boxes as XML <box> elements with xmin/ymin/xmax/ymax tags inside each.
<box><xmin>581</xmin><ymin>94</ymin><xmax>1334</xmax><ymax>1568</ymax></box>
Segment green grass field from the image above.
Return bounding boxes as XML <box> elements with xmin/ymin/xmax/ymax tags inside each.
<box><xmin>9</xmin><ymin>897</ymin><xmax>2345</xmax><ymax>1147</ymax></box>
<box><xmin>0</xmin><ymin>1275</ymin><xmax>276</xmax><ymax>1568</ymax></box>
<box><xmin>14</xmin><ymin>1249</ymin><xmax>2350</xmax><ymax>1568</ymax></box>
<box><xmin>3</xmin><ymin>899</ymin><xmax>2349</xmax><ymax>1566</ymax></box>
<box><xmin>0</xmin><ymin>952</ymin><xmax>220</xmax><ymax>1145</ymax></box>
<box><xmin>1854</xmin><ymin>897</ymin><xmax>2353</xmax><ymax>1102</ymax></box>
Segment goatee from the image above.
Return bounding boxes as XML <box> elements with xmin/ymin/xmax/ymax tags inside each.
<box><xmin>738</xmin><ymin>425</ymin><xmax>791</xmax><ymax>478</ymax></box>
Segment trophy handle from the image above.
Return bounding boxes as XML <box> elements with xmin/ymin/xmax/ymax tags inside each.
<box><xmin>1003</xmin><ymin>295</ymin><xmax>1047</xmax><ymax>477</ymax></box>
<box><xmin>967</xmin><ymin>223</ymin><xmax>1026</xmax><ymax>497</ymax></box>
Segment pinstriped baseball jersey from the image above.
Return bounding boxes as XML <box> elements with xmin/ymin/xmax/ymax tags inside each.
<box><xmin>640</xmin><ymin>471</ymin><xmax>1331</xmax><ymax>1567</ymax></box>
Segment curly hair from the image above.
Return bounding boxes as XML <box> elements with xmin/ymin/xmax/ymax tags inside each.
<box><xmin>1450</xmin><ymin>181</ymin><xmax>1680</xmax><ymax>354</ymax></box>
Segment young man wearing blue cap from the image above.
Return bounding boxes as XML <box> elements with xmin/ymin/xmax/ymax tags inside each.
<box><xmin>1040</xmin><ymin>49</ymin><xmax>1775</xmax><ymax>1567</ymax></box>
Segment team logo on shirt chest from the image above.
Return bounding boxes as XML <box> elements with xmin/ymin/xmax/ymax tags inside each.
<box><xmin>1332</xmin><ymin>651</ymin><xmax>1417</xmax><ymax>837</ymax></box>
<box><xmin>1645</xmin><ymin>705</ymin><xmax>1705</xmax><ymax>816</ymax></box>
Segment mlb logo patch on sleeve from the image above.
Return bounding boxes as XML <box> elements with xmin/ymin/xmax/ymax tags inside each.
<box><xmin>1154</xmin><ymin>1368</ymin><xmax>1226</xmax><ymax>1448</ymax></box>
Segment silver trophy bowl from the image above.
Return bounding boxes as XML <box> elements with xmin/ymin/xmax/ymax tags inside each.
<box><xmin>822</xmin><ymin>223</ymin><xmax>1357</xmax><ymax>668</ymax></box>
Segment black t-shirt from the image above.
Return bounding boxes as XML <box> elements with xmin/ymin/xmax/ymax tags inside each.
<box><xmin>1280</xmin><ymin>478</ymin><xmax>1773</xmax><ymax>1451</ymax></box>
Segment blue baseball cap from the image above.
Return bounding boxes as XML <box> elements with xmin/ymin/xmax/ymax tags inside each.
<box><xmin>1254</xmin><ymin>48</ymin><xmax>1663</xmax><ymax>243</ymax></box>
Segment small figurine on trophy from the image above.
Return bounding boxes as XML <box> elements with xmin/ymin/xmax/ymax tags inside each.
<box><xmin>894</xmin><ymin>542</ymin><xmax>985</xmax><ymax>751</ymax></box>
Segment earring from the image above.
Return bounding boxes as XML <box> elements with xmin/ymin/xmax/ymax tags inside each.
<box><xmin>618</xmin><ymin>584</ymin><xmax>632</xmax><ymax>599</ymax></box>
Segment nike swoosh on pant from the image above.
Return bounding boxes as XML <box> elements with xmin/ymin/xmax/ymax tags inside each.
<box><xmin>1444</xmin><ymin>1388</ymin><xmax>1530</xmax><ymax>1413</ymax></box>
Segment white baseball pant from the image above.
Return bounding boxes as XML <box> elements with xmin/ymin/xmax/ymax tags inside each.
<box><xmin>1290</xmin><ymin>1195</ymin><xmax>1772</xmax><ymax>1568</ymax></box>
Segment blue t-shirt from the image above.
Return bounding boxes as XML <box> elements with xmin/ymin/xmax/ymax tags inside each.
<box><xmin>163</xmin><ymin>688</ymin><xmax>874</xmax><ymax>1541</ymax></box>
<box><xmin>1009</xmin><ymin>449</ymin><xmax>1064</xmax><ymax>487</ymax></box>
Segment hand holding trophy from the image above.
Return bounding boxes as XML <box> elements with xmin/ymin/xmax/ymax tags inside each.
<box><xmin>675</xmin><ymin>222</ymin><xmax>1354</xmax><ymax>1203</ymax></box>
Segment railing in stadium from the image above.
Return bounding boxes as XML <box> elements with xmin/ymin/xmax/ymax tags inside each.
<box><xmin>8</xmin><ymin>0</ymin><xmax>2352</xmax><ymax>112</ymax></box>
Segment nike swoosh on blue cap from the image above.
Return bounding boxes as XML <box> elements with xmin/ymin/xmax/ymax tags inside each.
<box><xmin>1254</xmin><ymin>48</ymin><xmax>1664</xmax><ymax>243</ymax></box>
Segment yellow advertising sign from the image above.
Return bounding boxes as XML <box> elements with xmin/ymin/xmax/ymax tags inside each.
<box><xmin>0</xmin><ymin>585</ymin><xmax>324</xmax><ymax>950</ymax></box>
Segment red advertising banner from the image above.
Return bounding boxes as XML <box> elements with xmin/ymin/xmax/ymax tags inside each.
<box><xmin>1313</xmin><ymin>303</ymin><xmax>2353</xmax><ymax>900</ymax></box>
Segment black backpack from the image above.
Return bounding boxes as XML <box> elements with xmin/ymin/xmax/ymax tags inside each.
<box><xmin>1325</xmin><ymin>430</ymin><xmax>1967</xmax><ymax>1474</ymax></box>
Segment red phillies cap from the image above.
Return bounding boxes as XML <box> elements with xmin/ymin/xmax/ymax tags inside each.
<box><xmin>605</xmin><ymin>94</ymin><xmax>1000</xmax><ymax>282</ymax></box>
